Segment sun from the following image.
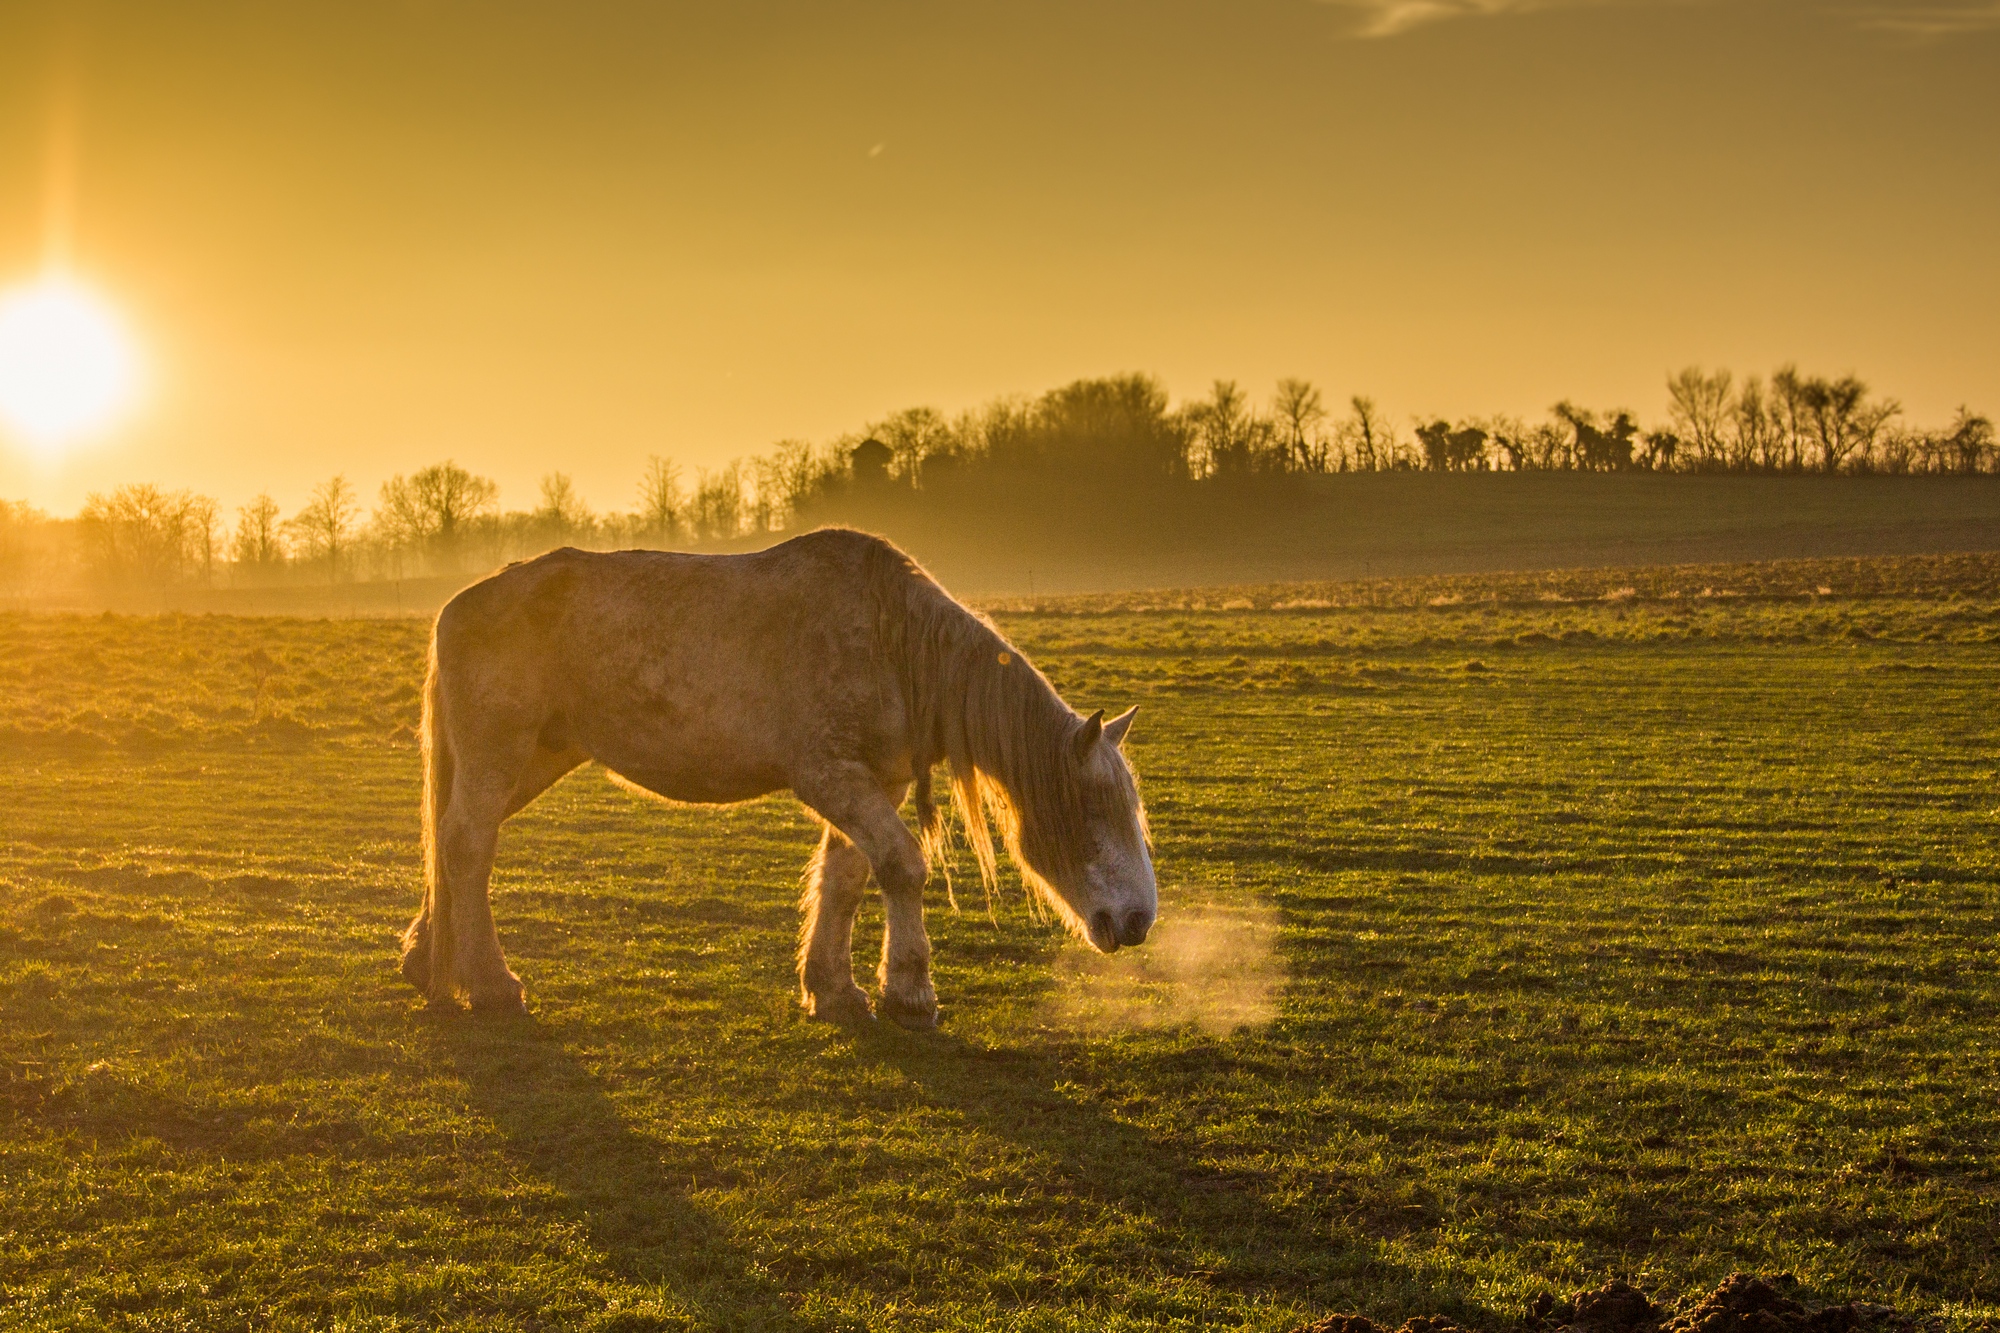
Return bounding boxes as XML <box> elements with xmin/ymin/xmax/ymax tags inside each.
<box><xmin>0</xmin><ymin>270</ymin><xmax>145</xmax><ymax>456</ymax></box>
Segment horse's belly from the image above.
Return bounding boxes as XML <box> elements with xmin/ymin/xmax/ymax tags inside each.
<box><xmin>604</xmin><ymin>760</ymin><xmax>786</xmax><ymax>806</ymax></box>
<box><xmin>572</xmin><ymin>693</ymin><xmax>796</xmax><ymax>805</ymax></box>
<box><xmin>587</xmin><ymin>716</ymin><xmax>791</xmax><ymax>805</ymax></box>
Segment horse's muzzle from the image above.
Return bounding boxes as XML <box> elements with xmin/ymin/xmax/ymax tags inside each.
<box><xmin>1091</xmin><ymin>908</ymin><xmax>1154</xmax><ymax>951</ymax></box>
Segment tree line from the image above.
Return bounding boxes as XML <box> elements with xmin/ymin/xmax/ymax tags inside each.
<box><xmin>1</xmin><ymin>364</ymin><xmax>1992</xmax><ymax>595</ymax></box>
<box><xmin>799</xmin><ymin>364</ymin><xmax>1993</xmax><ymax>481</ymax></box>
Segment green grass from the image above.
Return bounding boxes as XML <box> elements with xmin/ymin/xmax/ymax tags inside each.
<box><xmin>3</xmin><ymin>556</ymin><xmax>1998</xmax><ymax>1331</ymax></box>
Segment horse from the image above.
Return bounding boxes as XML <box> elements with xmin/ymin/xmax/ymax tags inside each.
<box><xmin>398</xmin><ymin>527</ymin><xmax>1156</xmax><ymax>1028</ymax></box>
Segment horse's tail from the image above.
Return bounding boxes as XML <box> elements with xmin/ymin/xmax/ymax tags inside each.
<box><xmin>399</xmin><ymin>631</ymin><xmax>457</xmax><ymax>1002</ymax></box>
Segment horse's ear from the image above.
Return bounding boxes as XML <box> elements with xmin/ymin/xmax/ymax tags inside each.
<box><xmin>1072</xmin><ymin>709</ymin><xmax>1104</xmax><ymax>759</ymax></box>
<box><xmin>1102</xmin><ymin>705</ymin><xmax>1138</xmax><ymax>748</ymax></box>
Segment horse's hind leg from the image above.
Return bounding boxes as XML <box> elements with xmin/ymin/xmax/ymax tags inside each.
<box><xmin>797</xmin><ymin>825</ymin><xmax>874</xmax><ymax>1026</ymax></box>
<box><xmin>406</xmin><ymin>737</ymin><xmax>577</xmax><ymax>1001</ymax></box>
<box><xmin>437</xmin><ymin>745</ymin><xmax>540</xmax><ymax>1012</ymax></box>
<box><xmin>504</xmin><ymin>742</ymin><xmax>587</xmax><ymax>820</ymax></box>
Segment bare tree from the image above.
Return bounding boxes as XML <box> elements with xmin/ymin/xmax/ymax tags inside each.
<box><xmin>750</xmin><ymin>440</ymin><xmax>837</xmax><ymax>533</ymax></box>
<box><xmin>869</xmin><ymin>406</ymin><xmax>954</xmax><ymax>486</ymax></box>
<box><xmin>1272</xmin><ymin>378</ymin><xmax>1328</xmax><ymax>472</ymax></box>
<box><xmin>1338</xmin><ymin>395</ymin><xmax>1395</xmax><ymax>471</ymax></box>
<box><xmin>1554</xmin><ymin>402</ymin><xmax>1639</xmax><ymax>471</ymax></box>
<box><xmin>186</xmin><ymin>495</ymin><xmax>220</xmax><ymax>584</ymax></box>
<box><xmin>1666</xmin><ymin>366</ymin><xmax>1732</xmax><ymax>469</ymax></box>
<box><xmin>1416</xmin><ymin>420</ymin><xmax>1489</xmax><ymax>471</ymax></box>
<box><xmin>231</xmin><ymin>493</ymin><xmax>286</xmax><ymax>575</ymax></box>
<box><xmin>77</xmin><ymin>484</ymin><xmax>218</xmax><ymax>585</ymax></box>
<box><xmin>636</xmin><ymin>456</ymin><xmax>683</xmax><ymax>543</ymax></box>
<box><xmin>286</xmin><ymin>476</ymin><xmax>361</xmax><ymax>580</ymax></box>
<box><xmin>1944</xmin><ymin>407</ymin><xmax>1997</xmax><ymax>474</ymax></box>
<box><xmin>689</xmin><ymin>463</ymin><xmax>746</xmax><ymax>541</ymax></box>
<box><xmin>1638</xmin><ymin>429</ymin><xmax>1679</xmax><ymax>471</ymax></box>
<box><xmin>1485</xmin><ymin>416</ymin><xmax>1528</xmax><ymax>470</ymax></box>
<box><xmin>960</xmin><ymin>396</ymin><xmax>1037</xmax><ymax>471</ymax></box>
<box><xmin>1017</xmin><ymin>375</ymin><xmax>1189</xmax><ymax>479</ymax></box>
<box><xmin>1181</xmin><ymin>380</ymin><xmax>1258</xmax><ymax>477</ymax></box>
<box><xmin>376</xmin><ymin>461</ymin><xmax>500</xmax><ymax>568</ymax></box>
<box><xmin>1796</xmin><ymin>373</ymin><xmax>1898</xmax><ymax>473</ymax></box>
<box><xmin>1770</xmin><ymin>366</ymin><xmax>1813</xmax><ymax>471</ymax></box>
<box><xmin>744</xmin><ymin>460</ymin><xmax>776</xmax><ymax>534</ymax></box>
<box><xmin>1727</xmin><ymin>376</ymin><xmax>1775</xmax><ymax>470</ymax></box>
<box><xmin>534</xmin><ymin>472</ymin><xmax>594</xmax><ymax>544</ymax></box>
<box><xmin>0</xmin><ymin>500</ymin><xmax>49</xmax><ymax>597</ymax></box>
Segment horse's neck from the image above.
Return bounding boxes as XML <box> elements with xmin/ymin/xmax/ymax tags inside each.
<box><xmin>938</xmin><ymin>602</ymin><xmax>1068</xmax><ymax>791</ymax></box>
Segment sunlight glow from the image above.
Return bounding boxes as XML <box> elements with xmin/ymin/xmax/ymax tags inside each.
<box><xmin>0</xmin><ymin>270</ymin><xmax>145</xmax><ymax>455</ymax></box>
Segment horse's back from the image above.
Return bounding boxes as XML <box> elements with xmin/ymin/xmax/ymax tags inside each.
<box><xmin>431</xmin><ymin>531</ymin><xmax>920</xmax><ymax>799</ymax></box>
<box><xmin>439</xmin><ymin>531</ymin><xmax>897</xmax><ymax>647</ymax></box>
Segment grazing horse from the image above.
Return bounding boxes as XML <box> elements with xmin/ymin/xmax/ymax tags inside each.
<box><xmin>399</xmin><ymin>527</ymin><xmax>1155</xmax><ymax>1028</ymax></box>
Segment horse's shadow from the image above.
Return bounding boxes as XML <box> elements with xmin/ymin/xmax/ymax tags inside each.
<box><xmin>431</xmin><ymin>1011</ymin><xmax>807</xmax><ymax>1331</ymax></box>
<box><xmin>847</xmin><ymin>1024</ymin><xmax>1481</xmax><ymax>1322</ymax></box>
<box><xmin>434</xmin><ymin>1008</ymin><xmax>1484</xmax><ymax>1326</ymax></box>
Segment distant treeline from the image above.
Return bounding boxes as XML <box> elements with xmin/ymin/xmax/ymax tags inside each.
<box><xmin>1</xmin><ymin>365</ymin><xmax>1993</xmax><ymax>596</ymax></box>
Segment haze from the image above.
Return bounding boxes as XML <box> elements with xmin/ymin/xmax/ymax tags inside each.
<box><xmin>0</xmin><ymin>0</ymin><xmax>1994</xmax><ymax>513</ymax></box>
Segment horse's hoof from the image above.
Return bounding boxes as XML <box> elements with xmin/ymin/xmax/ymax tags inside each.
<box><xmin>882</xmin><ymin>998</ymin><xmax>940</xmax><ymax>1032</ymax></box>
<box><xmin>400</xmin><ymin>950</ymin><xmax>430</xmax><ymax>993</ymax></box>
<box><xmin>468</xmin><ymin>983</ymin><xmax>528</xmax><ymax>1016</ymax></box>
<box><xmin>807</xmin><ymin>988</ymin><xmax>876</xmax><ymax>1027</ymax></box>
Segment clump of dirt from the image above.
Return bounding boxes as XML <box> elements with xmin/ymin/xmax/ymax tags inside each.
<box><xmin>222</xmin><ymin>873</ymin><xmax>296</xmax><ymax>898</ymax></box>
<box><xmin>1652</xmin><ymin>1275</ymin><xmax>1909</xmax><ymax>1333</ymax></box>
<box><xmin>1294</xmin><ymin>1316</ymin><xmax>1474</xmax><ymax>1333</ymax></box>
<box><xmin>1300</xmin><ymin>1317</ymin><xmax>1398</xmax><ymax>1333</ymax></box>
<box><xmin>1292</xmin><ymin>1274</ymin><xmax>1915</xmax><ymax>1333</ymax></box>
<box><xmin>1526</xmin><ymin>1277</ymin><xmax>1662</xmax><ymax>1333</ymax></box>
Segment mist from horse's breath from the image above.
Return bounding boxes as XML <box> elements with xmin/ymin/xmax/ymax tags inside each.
<box><xmin>1046</xmin><ymin>896</ymin><xmax>1283</xmax><ymax>1036</ymax></box>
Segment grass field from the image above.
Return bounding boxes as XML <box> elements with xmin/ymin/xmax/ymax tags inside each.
<box><xmin>3</xmin><ymin>554</ymin><xmax>1999</xmax><ymax>1331</ymax></box>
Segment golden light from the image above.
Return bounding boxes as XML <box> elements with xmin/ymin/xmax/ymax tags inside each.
<box><xmin>0</xmin><ymin>270</ymin><xmax>145</xmax><ymax>456</ymax></box>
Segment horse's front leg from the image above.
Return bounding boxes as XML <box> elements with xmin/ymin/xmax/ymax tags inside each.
<box><xmin>797</xmin><ymin>770</ymin><xmax>937</xmax><ymax>1031</ymax></box>
<box><xmin>797</xmin><ymin>825</ymin><xmax>875</xmax><ymax>1026</ymax></box>
<box><xmin>875</xmin><ymin>849</ymin><xmax>937</xmax><ymax>1031</ymax></box>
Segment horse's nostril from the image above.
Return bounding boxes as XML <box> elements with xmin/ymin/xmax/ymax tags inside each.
<box><xmin>1118</xmin><ymin>910</ymin><xmax>1152</xmax><ymax>947</ymax></box>
<box><xmin>1090</xmin><ymin>910</ymin><xmax>1116</xmax><ymax>944</ymax></box>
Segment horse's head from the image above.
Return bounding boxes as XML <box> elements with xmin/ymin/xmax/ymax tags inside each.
<box><xmin>1019</xmin><ymin>705</ymin><xmax>1156</xmax><ymax>954</ymax></box>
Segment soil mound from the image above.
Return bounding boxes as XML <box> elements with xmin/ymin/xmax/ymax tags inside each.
<box><xmin>1292</xmin><ymin>1274</ymin><xmax>1914</xmax><ymax>1333</ymax></box>
<box><xmin>1292</xmin><ymin>1316</ymin><xmax>1474</xmax><ymax>1333</ymax></box>
<box><xmin>1655</xmin><ymin>1275</ymin><xmax>1909</xmax><ymax>1333</ymax></box>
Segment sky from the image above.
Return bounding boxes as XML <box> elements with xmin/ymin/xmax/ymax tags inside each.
<box><xmin>0</xmin><ymin>0</ymin><xmax>1995</xmax><ymax>515</ymax></box>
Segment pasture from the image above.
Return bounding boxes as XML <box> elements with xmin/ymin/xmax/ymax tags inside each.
<box><xmin>2</xmin><ymin>554</ymin><xmax>1998</xmax><ymax>1331</ymax></box>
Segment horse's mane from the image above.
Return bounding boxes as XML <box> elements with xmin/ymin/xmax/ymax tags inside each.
<box><xmin>863</xmin><ymin>539</ymin><xmax>1129</xmax><ymax>925</ymax></box>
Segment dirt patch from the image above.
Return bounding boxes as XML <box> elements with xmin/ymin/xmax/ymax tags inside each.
<box><xmin>1294</xmin><ymin>1315</ymin><xmax>1476</xmax><ymax>1333</ymax></box>
<box><xmin>222</xmin><ymin>873</ymin><xmax>296</xmax><ymax>898</ymax></box>
<box><xmin>1292</xmin><ymin>1275</ymin><xmax>1917</xmax><ymax>1333</ymax></box>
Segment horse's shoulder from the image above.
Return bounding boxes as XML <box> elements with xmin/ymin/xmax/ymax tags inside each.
<box><xmin>439</xmin><ymin>547</ymin><xmax>606</xmax><ymax>634</ymax></box>
<box><xmin>763</xmin><ymin>525</ymin><xmax>894</xmax><ymax>559</ymax></box>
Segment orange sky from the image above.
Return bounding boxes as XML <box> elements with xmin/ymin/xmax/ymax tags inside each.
<box><xmin>1</xmin><ymin>0</ymin><xmax>1996</xmax><ymax>514</ymax></box>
